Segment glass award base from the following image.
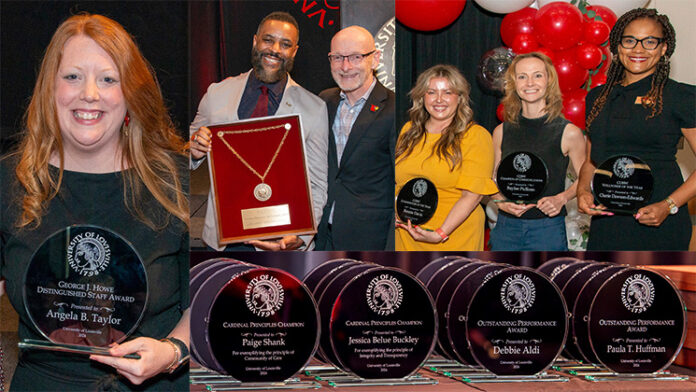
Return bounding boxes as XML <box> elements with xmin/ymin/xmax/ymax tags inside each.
<box><xmin>302</xmin><ymin>364</ymin><xmax>437</xmax><ymax>387</ymax></box>
<box><xmin>423</xmin><ymin>357</ymin><xmax>569</xmax><ymax>383</ymax></box>
<box><xmin>551</xmin><ymin>360</ymin><xmax>688</xmax><ymax>382</ymax></box>
<box><xmin>189</xmin><ymin>368</ymin><xmax>319</xmax><ymax>390</ymax></box>
<box><xmin>18</xmin><ymin>339</ymin><xmax>140</xmax><ymax>359</ymax></box>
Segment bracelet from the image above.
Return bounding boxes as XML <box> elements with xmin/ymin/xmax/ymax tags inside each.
<box><xmin>160</xmin><ymin>338</ymin><xmax>181</xmax><ymax>373</ymax></box>
<box><xmin>435</xmin><ymin>228</ymin><xmax>449</xmax><ymax>243</ymax></box>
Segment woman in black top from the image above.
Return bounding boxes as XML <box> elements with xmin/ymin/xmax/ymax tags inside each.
<box><xmin>490</xmin><ymin>52</ymin><xmax>585</xmax><ymax>250</ymax></box>
<box><xmin>0</xmin><ymin>14</ymin><xmax>190</xmax><ymax>390</ymax></box>
<box><xmin>577</xmin><ymin>8</ymin><xmax>696</xmax><ymax>250</ymax></box>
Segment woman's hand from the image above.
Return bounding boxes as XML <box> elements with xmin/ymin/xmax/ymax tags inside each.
<box><xmin>496</xmin><ymin>201</ymin><xmax>535</xmax><ymax>217</ymax></box>
<box><xmin>635</xmin><ymin>201</ymin><xmax>670</xmax><ymax>227</ymax></box>
<box><xmin>190</xmin><ymin>127</ymin><xmax>212</xmax><ymax>160</ymax></box>
<box><xmin>395</xmin><ymin>220</ymin><xmax>444</xmax><ymax>244</ymax></box>
<box><xmin>577</xmin><ymin>189</ymin><xmax>612</xmax><ymax>216</ymax></box>
<box><xmin>536</xmin><ymin>194</ymin><xmax>567</xmax><ymax>217</ymax></box>
<box><xmin>90</xmin><ymin>337</ymin><xmax>177</xmax><ymax>385</ymax></box>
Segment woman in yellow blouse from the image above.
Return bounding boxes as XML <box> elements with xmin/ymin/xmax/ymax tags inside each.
<box><xmin>396</xmin><ymin>64</ymin><xmax>497</xmax><ymax>250</ymax></box>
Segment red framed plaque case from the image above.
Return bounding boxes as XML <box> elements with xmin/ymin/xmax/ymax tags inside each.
<box><xmin>207</xmin><ymin>114</ymin><xmax>316</xmax><ymax>244</ymax></box>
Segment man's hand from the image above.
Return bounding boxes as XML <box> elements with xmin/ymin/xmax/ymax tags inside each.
<box><xmin>190</xmin><ymin>127</ymin><xmax>212</xmax><ymax>160</ymax></box>
<box><xmin>247</xmin><ymin>235</ymin><xmax>305</xmax><ymax>251</ymax></box>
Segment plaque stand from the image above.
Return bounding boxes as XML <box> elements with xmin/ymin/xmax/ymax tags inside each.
<box><xmin>189</xmin><ymin>368</ymin><xmax>319</xmax><ymax>390</ymax></box>
<box><xmin>551</xmin><ymin>360</ymin><xmax>688</xmax><ymax>382</ymax></box>
<box><xmin>303</xmin><ymin>364</ymin><xmax>437</xmax><ymax>387</ymax></box>
<box><xmin>423</xmin><ymin>356</ymin><xmax>569</xmax><ymax>384</ymax></box>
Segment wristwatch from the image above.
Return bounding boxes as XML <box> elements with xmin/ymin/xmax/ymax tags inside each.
<box><xmin>161</xmin><ymin>337</ymin><xmax>190</xmax><ymax>374</ymax></box>
<box><xmin>665</xmin><ymin>197</ymin><xmax>678</xmax><ymax>215</ymax></box>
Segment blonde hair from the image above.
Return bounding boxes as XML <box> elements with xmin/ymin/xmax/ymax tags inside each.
<box><xmin>15</xmin><ymin>13</ymin><xmax>188</xmax><ymax>229</ymax></box>
<box><xmin>396</xmin><ymin>64</ymin><xmax>475</xmax><ymax>171</ymax></box>
<box><xmin>501</xmin><ymin>52</ymin><xmax>564</xmax><ymax>124</ymax></box>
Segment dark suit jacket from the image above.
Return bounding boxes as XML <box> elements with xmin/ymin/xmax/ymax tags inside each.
<box><xmin>315</xmin><ymin>80</ymin><xmax>396</xmax><ymax>250</ymax></box>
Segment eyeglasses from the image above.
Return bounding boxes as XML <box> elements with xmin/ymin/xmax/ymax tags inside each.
<box><xmin>327</xmin><ymin>50</ymin><xmax>375</xmax><ymax>65</ymax></box>
<box><xmin>620</xmin><ymin>36</ymin><xmax>664</xmax><ymax>50</ymax></box>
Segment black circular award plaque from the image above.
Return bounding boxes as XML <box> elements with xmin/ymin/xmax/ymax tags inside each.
<box><xmin>191</xmin><ymin>263</ymin><xmax>255</xmax><ymax>372</ymax></box>
<box><xmin>329</xmin><ymin>267</ymin><xmax>437</xmax><ymax>379</ymax></box>
<box><xmin>591</xmin><ymin>155</ymin><xmax>653</xmax><ymax>213</ymax></box>
<box><xmin>303</xmin><ymin>258</ymin><xmax>356</xmax><ymax>295</ymax></box>
<box><xmin>537</xmin><ymin>257</ymin><xmax>580</xmax><ymax>279</ymax></box>
<box><xmin>588</xmin><ymin>268</ymin><xmax>686</xmax><ymax>373</ymax></box>
<box><xmin>572</xmin><ymin>265</ymin><xmax>627</xmax><ymax>364</ymax></box>
<box><xmin>435</xmin><ymin>261</ymin><xmax>487</xmax><ymax>359</ymax></box>
<box><xmin>447</xmin><ymin>263</ymin><xmax>510</xmax><ymax>365</ymax></box>
<box><xmin>23</xmin><ymin>225</ymin><xmax>147</xmax><ymax>347</ymax></box>
<box><xmin>496</xmin><ymin>151</ymin><xmax>548</xmax><ymax>202</ymax></box>
<box><xmin>396</xmin><ymin>177</ymin><xmax>438</xmax><ymax>225</ymax></box>
<box><xmin>206</xmin><ymin>268</ymin><xmax>320</xmax><ymax>382</ymax></box>
<box><xmin>465</xmin><ymin>267</ymin><xmax>568</xmax><ymax>375</ymax></box>
<box><xmin>416</xmin><ymin>256</ymin><xmax>465</xmax><ymax>286</ymax></box>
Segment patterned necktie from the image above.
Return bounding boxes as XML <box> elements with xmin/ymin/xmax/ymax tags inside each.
<box><xmin>250</xmin><ymin>85</ymin><xmax>269</xmax><ymax>118</ymax></box>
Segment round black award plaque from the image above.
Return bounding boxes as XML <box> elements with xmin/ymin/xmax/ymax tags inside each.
<box><xmin>207</xmin><ymin>268</ymin><xmax>320</xmax><ymax>382</ymax></box>
<box><xmin>415</xmin><ymin>256</ymin><xmax>466</xmax><ymax>286</ymax></box>
<box><xmin>24</xmin><ymin>225</ymin><xmax>147</xmax><ymax>347</ymax></box>
<box><xmin>496</xmin><ymin>151</ymin><xmax>549</xmax><ymax>202</ymax></box>
<box><xmin>447</xmin><ymin>263</ymin><xmax>510</xmax><ymax>365</ymax></box>
<box><xmin>560</xmin><ymin>262</ymin><xmax>611</xmax><ymax>360</ymax></box>
<box><xmin>191</xmin><ymin>263</ymin><xmax>254</xmax><ymax>371</ymax></box>
<box><xmin>537</xmin><ymin>257</ymin><xmax>580</xmax><ymax>279</ymax></box>
<box><xmin>591</xmin><ymin>155</ymin><xmax>653</xmax><ymax>213</ymax></box>
<box><xmin>303</xmin><ymin>258</ymin><xmax>356</xmax><ymax>295</ymax></box>
<box><xmin>329</xmin><ymin>267</ymin><xmax>437</xmax><ymax>379</ymax></box>
<box><xmin>572</xmin><ymin>265</ymin><xmax>627</xmax><ymax>364</ymax></box>
<box><xmin>396</xmin><ymin>177</ymin><xmax>438</xmax><ymax>225</ymax></box>
<box><xmin>316</xmin><ymin>263</ymin><xmax>377</xmax><ymax>365</ymax></box>
<box><xmin>465</xmin><ymin>267</ymin><xmax>568</xmax><ymax>375</ymax></box>
<box><xmin>588</xmin><ymin>268</ymin><xmax>686</xmax><ymax>373</ymax></box>
<box><xmin>435</xmin><ymin>261</ymin><xmax>487</xmax><ymax>359</ymax></box>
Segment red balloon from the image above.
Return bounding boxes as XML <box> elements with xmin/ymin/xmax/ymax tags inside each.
<box><xmin>562</xmin><ymin>89</ymin><xmax>588</xmax><ymax>129</ymax></box>
<box><xmin>535</xmin><ymin>47</ymin><xmax>556</xmax><ymax>63</ymax></box>
<box><xmin>590</xmin><ymin>72</ymin><xmax>608</xmax><ymax>89</ymax></box>
<box><xmin>554</xmin><ymin>48</ymin><xmax>589</xmax><ymax>93</ymax></box>
<box><xmin>396</xmin><ymin>0</ymin><xmax>467</xmax><ymax>32</ymax></box>
<box><xmin>501</xmin><ymin>7</ymin><xmax>537</xmax><ymax>48</ymax></box>
<box><xmin>576</xmin><ymin>43</ymin><xmax>602</xmax><ymax>70</ymax></box>
<box><xmin>534</xmin><ymin>2</ymin><xmax>584</xmax><ymax>50</ymax></box>
<box><xmin>496</xmin><ymin>102</ymin><xmax>505</xmax><ymax>122</ymax></box>
<box><xmin>511</xmin><ymin>33</ymin><xmax>539</xmax><ymax>54</ymax></box>
<box><xmin>583</xmin><ymin>19</ymin><xmax>610</xmax><ymax>46</ymax></box>
<box><xmin>586</xmin><ymin>5</ymin><xmax>617</xmax><ymax>29</ymax></box>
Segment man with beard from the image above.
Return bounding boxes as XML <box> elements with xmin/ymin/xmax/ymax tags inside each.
<box><xmin>315</xmin><ymin>26</ymin><xmax>396</xmax><ymax>250</ymax></box>
<box><xmin>190</xmin><ymin>12</ymin><xmax>328</xmax><ymax>251</ymax></box>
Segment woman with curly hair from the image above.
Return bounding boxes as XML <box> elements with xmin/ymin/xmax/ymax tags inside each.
<box><xmin>395</xmin><ymin>64</ymin><xmax>497</xmax><ymax>250</ymax></box>
<box><xmin>489</xmin><ymin>52</ymin><xmax>585</xmax><ymax>250</ymax></box>
<box><xmin>0</xmin><ymin>14</ymin><xmax>190</xmax><ymax>390</ymax></box>
<box><xmin>577</xmin><ymin>8</ymin><xmax>696</xmax><ymax>250</ymax></box>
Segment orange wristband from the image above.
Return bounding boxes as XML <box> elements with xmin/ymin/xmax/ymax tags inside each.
<box><xmin>435</xmin><ymin>228</ymin><xmax>449</xmax><ymax>242</ymax></box>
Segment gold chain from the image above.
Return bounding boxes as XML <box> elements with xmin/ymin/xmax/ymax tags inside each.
<box><xmin>217</xmin><ymin>123</ymin><xmax>290</xmax><ymax>182</ymax></box>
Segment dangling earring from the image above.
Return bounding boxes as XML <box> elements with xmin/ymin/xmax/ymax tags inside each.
<box><xmin>612</xmin><ymin>54</ymin><xmax>619</xmax><ymax>63</ymax></box>
<box><xmin>123</xmin><ymin>112</ymin><xmax>130</xmax><ymax>137</ymax></box>
<box><xmin>661</xmin><ymin>55</ymin><xmax>670</xmax><ymax>64</ymax></box>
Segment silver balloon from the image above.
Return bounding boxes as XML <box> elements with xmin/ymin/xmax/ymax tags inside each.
<box><xmin>476</xmin><ymin>47</ymin><xmax>515</xmax><ymax>96</ymax></box>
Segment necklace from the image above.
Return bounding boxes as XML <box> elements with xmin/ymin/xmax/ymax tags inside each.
<box><xmin>217</xmin><ymin>122</ymin><xmax>291</xmax><ymax>202</ymax></box>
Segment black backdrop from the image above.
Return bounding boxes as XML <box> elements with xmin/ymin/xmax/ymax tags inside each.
<box><xmin>0</xmin><ymin>1</ymin><xmax>189</xmax><ymax>154</ymax></box>
<box><xmin>189</xmin><ymin>0</ymin><xmax>341</xmax><ymax>122</ymax></box>
<box><xmin>395</xmin><ymin>2</ymin><xmax>505</xmax><ymax>133</ymax></box>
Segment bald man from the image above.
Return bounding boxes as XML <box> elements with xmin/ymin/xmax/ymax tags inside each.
<box><xmin>315</xmin><ymin>26</ymin><xmax>396</xmax><ymax>251</ymax></box>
